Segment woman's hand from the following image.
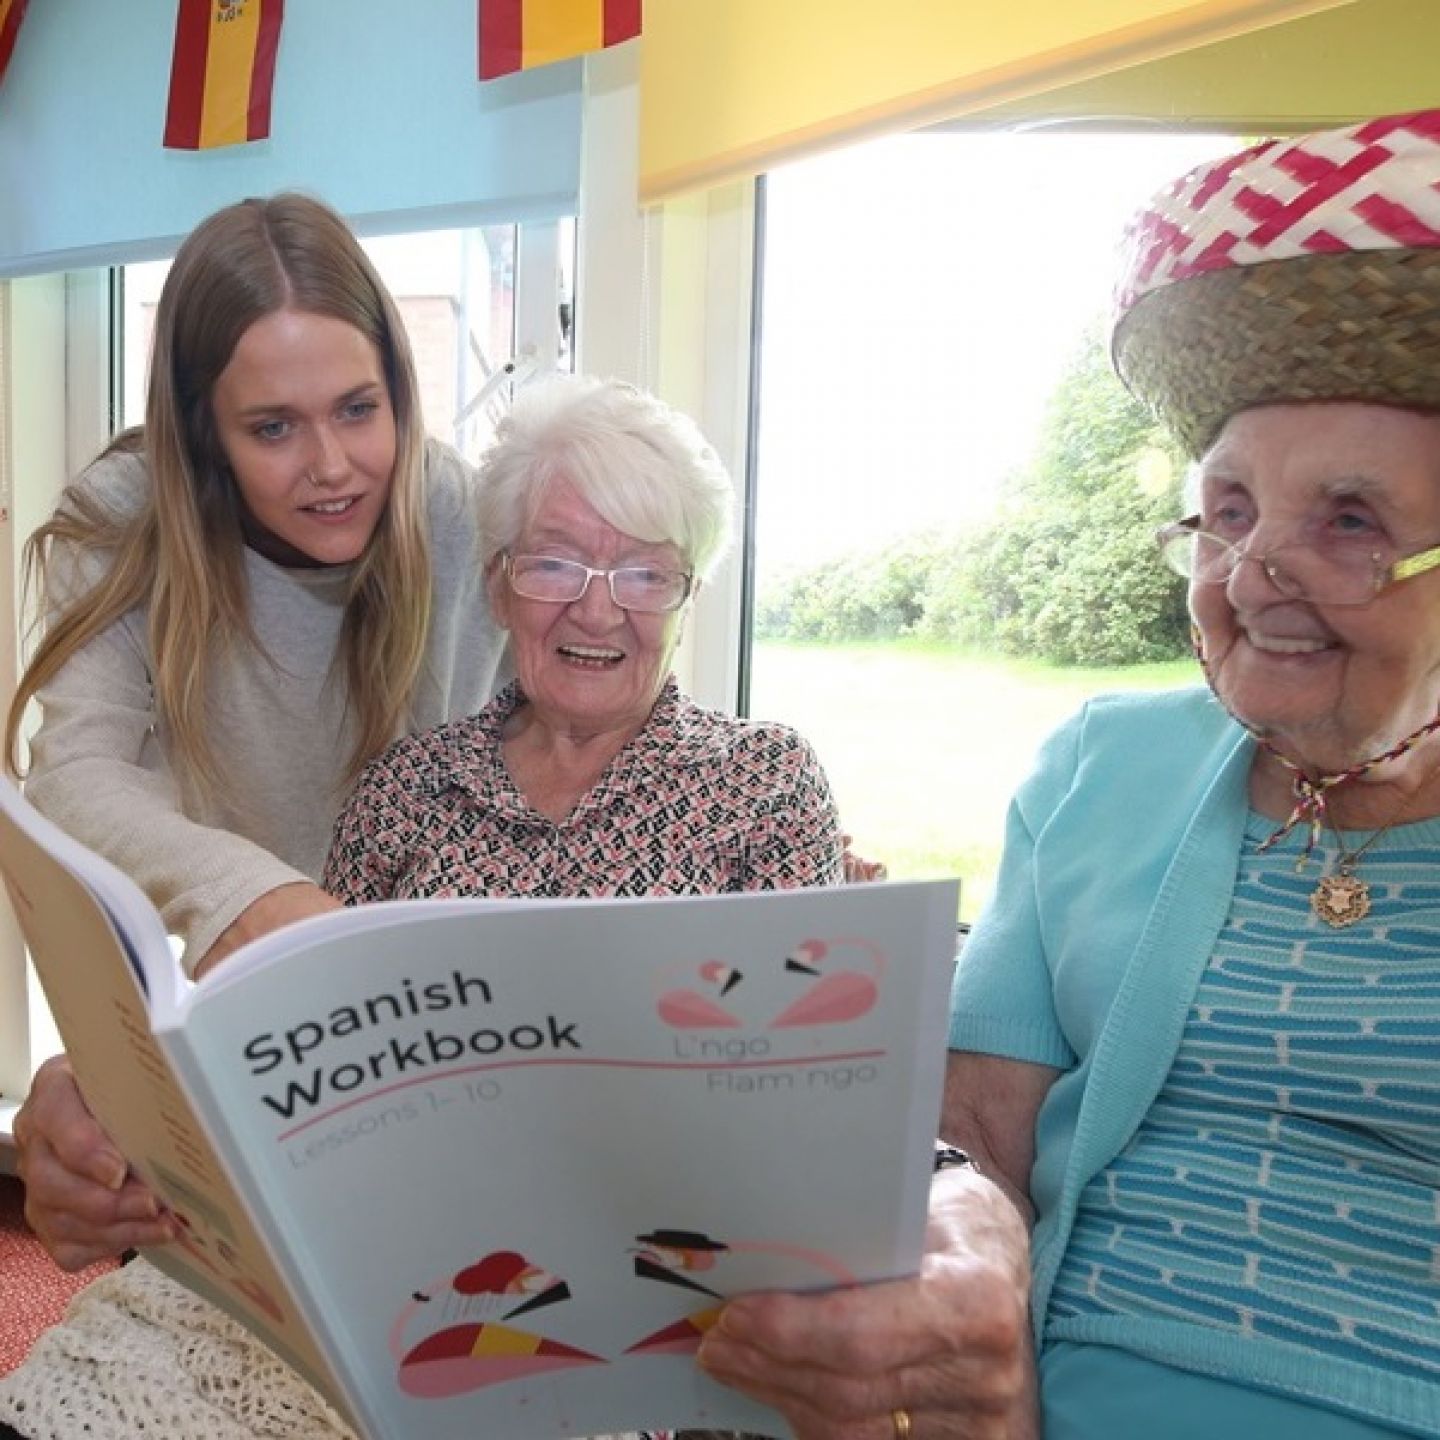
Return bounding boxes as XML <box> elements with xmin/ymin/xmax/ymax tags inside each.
<box><xmin>196</xmin><ymin>880</ymin><xmax>344</xmax><ymax>977</ymax></box>
<box><xmin>13</xmin><ymin>1055</ymin><xmax>179</xmax><ymax>1271</ymax></box>
<box><xmin>697</xmin><ymin>1166</ymin><xmax>1038</xmax><ymax>1440</ymax></box>
<box><xmin>841</xmin><ymin>833</ymin><xmax>889</xmax><ymax>884</ymax></box>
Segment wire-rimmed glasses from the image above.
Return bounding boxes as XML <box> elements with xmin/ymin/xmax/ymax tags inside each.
<box><xmin>502</xmin><ymin>553</ymin><xmax>694</xmax><ymax>613</ymax></box>
<box><xmin>1154</xmin><ymin>515</ymin><xmax>1440</xmax><ymax>606</ymax></box>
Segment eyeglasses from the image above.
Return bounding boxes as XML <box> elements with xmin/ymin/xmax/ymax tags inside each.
<box><xmin>1155</xmin><ymin>515</ymin><xmax>1440</xmax><ymax>607</ymax></box>
<box><xmin>502</xmin><ymin>553</ymin><xmax>694</xmax><ymax>613</ymax></box>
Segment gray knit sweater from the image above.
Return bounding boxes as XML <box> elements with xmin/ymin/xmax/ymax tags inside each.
<box><xmin>25</xmin><ymin>438</ymin><xmax>507</xmax><ymax>967</ymax></box>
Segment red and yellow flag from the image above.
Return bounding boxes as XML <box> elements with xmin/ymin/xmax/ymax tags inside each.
<box><xmin>164</xmin><ymin>0</ymin><xmax>285</xmax><ymax>150</ymax></box>
<box><xmin>479</xmin><ymin>0</ymin><xmax>641</xmax><ymax>81</ymax></box>
<box><xmin>0</xmin><ymin>0</ymin><xmax>30</xmax><ymax>92</ymax></box>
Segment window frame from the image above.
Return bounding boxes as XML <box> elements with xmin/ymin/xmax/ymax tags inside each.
<box><xmin>0</xmin><ymin>273</ymin><xmax>75</xmax><ymax>1151</ymax></box>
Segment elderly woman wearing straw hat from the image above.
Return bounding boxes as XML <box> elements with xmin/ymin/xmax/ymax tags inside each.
<box><xmin>695</xmin><ymin>112</ymin><xmax>1440</xmax><ymax>1440</ymax></box>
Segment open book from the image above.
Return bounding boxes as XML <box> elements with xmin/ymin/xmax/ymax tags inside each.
<box><xmin>0</xmin><ymin>779</ymin><xmax>959</xmax><ymax>1440</ymax></box>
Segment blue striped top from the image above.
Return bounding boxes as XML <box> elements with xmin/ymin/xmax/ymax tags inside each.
<box><xmin>1048</xmin><ymin>808</ymin><xmax>1440</xmax><ymax>1410</ymax></box>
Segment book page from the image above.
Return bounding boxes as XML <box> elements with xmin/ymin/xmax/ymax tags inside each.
<box><xmin>0</xmin><ymin>786</ymin><xmax>351</xmax><ymax>1413</ymax></box>
<box><xmin>175</xmin><ymin>881</ymin><xmax>958</xmax><ymax>1440</ymax></box>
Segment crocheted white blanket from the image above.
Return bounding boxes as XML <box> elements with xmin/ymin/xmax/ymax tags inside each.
<box><xmin>0</xmin><ymin>1260</ymin><xmax>667</xmax><ymax>1440</ymax></box>
<box><xmin>0</xmin><ymin>1259</ymin><xmax>354</xmax><ymax>1439</ymax></box>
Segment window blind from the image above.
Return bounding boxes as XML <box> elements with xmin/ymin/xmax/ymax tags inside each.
<box><xmin>0</xmin><ymin>0</ymin><xmax>582</xmax><ymax>277</ymax></box>
<box><xmin>637</xmin><ymin>0</ymin><xmax>1357</xmax><ymax>203</ymax></box>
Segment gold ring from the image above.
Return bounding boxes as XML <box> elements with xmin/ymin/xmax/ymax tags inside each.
<box><xmin>891</xmin><ymin>1408</ymin><xmax>912</xmax><ymax>1440</ymax></box>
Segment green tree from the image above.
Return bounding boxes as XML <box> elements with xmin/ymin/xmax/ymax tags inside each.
<box><xmin>755</xmin><ymin>533</ymin><xmax>950</xmax><ymax>643</ymax></box>
<box><xmin>757</xmin><ymin>320</ymin><xmax>1192</xmax><ymax>662</ymax></box>
<box><xmin>924</xmin><ymin>320</ymin><xmax>1192</xmax><ymax>665</ymax></box>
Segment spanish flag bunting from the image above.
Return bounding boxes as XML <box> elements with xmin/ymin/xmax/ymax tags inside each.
<box><xmin>0</xmin><ymin>0</ymin><xmax>30</xmax><ymax>93</ymax></box>
<box><xmin>479</xmin><ymin>0</ymin><xmax>641</xmax><ymax>81</ymax></box>
<box><xmin>164</xmin><ymin>0</ymin><xmax>286</xmax><ymax>151</ymax></box>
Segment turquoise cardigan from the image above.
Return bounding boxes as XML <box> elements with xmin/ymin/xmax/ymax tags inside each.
<box><xmin>949</xmin><ymin>687</ymin><xmax>1439</xmax><ymax>1433</ymax></box>
<box><xmin>950</xmin><ymin>685</ymin><xmax>1249</xmax><ymax>1306</ymax></box>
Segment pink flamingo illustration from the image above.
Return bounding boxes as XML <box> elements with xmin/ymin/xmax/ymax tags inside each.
<box><xmin>389</xmin><ymin>1249</ymin><xmax>602</xmax><ymax>1399</ymax></box>
<box><xmin>625</xmin><ymin>1228</ymin><xmax>856</xmax><ymax>1357</ymax></box>
<box><xmin>657</xmin><ymin>959</ymin><xmax>745</xmax><ymax>1028</ymax></box>
<box><xmin>769</xmin><ymin>937</ymin><xmax>885</xmax><ymax>1029</ymax></box>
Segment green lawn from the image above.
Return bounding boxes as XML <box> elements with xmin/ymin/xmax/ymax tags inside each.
<box><xmin>749</xmin><ymin>640</ymin><xmax>1198</xmax><ymax>920</ymax></box>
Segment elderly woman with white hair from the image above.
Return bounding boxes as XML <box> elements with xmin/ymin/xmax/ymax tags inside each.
<box><xmin>324</xmin><ymin>374</ymin><xmax>844</xmax><ymax>902</ymax></box>
<box><xmin>695</xmin><ymin>111</ymin><xmax>1440</xmax><ymax>1440</ymax></box>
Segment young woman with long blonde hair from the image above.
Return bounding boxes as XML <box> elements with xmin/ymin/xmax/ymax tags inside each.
<box><xmin>6</xmin><ymin>193</ymin><xmax>505</xmax><ymax>970</ymax></box>
<box><xmin>8</xmin><ymin>194</ymin><xmax>506</xmax><ymax>1284</ymax></box>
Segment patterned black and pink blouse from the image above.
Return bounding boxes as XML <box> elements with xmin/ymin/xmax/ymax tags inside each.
<box><xmin>323</xmin><ymin>678</ymin><xmax>844</xmax><ymax>903</ymax></box>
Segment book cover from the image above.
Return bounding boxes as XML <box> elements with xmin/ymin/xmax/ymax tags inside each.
<box><xmin>0</xmin><ymin>779</ymin><xmax>959</xmax><ymax>1440</ymax></box>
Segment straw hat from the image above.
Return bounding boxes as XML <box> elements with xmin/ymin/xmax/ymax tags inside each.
<box><xmin>1112</xmin><ymin>110</ymin><xmax>1440</xmax><ymax>458</ymax></box>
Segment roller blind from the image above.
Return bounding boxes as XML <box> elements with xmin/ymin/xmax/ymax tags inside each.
<box><xmin>0</xmin><ymin>0</ymin><xmax>583</xmax><ymax>278</ymax></box>
<box><xmin>638</xmin><ymin>0</ymin><xmax>1356</xmax><ymax>203</ymax></box>
<box><xmin>970</xmin><ymin>0</ymin><xmax>1440</xmax><ymax>134</ymax></box>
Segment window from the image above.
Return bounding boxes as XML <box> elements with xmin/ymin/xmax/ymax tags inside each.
<box><xmin>745</xmin><ymin>130</ymin><xmax>1233</xmax><ymax>918</ymax></box>
<box><xmin>120</xmin><ymin>220</ymin><xmax>576</xmax><ymax>455</ymax></box>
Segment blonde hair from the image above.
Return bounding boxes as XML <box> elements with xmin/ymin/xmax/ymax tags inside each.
<box><xmin>476</xmin><ymin>376</ymin><xmax>734</xmax><ymax>579</ymax></box>
<box><xmin>5</xmin><ymin>194</ymin><xmax>432</xmax><ymax>798</ymax></box>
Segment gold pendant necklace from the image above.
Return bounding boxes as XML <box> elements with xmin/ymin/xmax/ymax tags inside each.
<box><xmin>1311</xmin><ymin>863</ymin><xmax>1372</xmax><ymax>927</ymax></box>
<box><xmin>1306</xmin><ymin>760</ymin><xmax>1440</xmax><ymax>927</ymax></box>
